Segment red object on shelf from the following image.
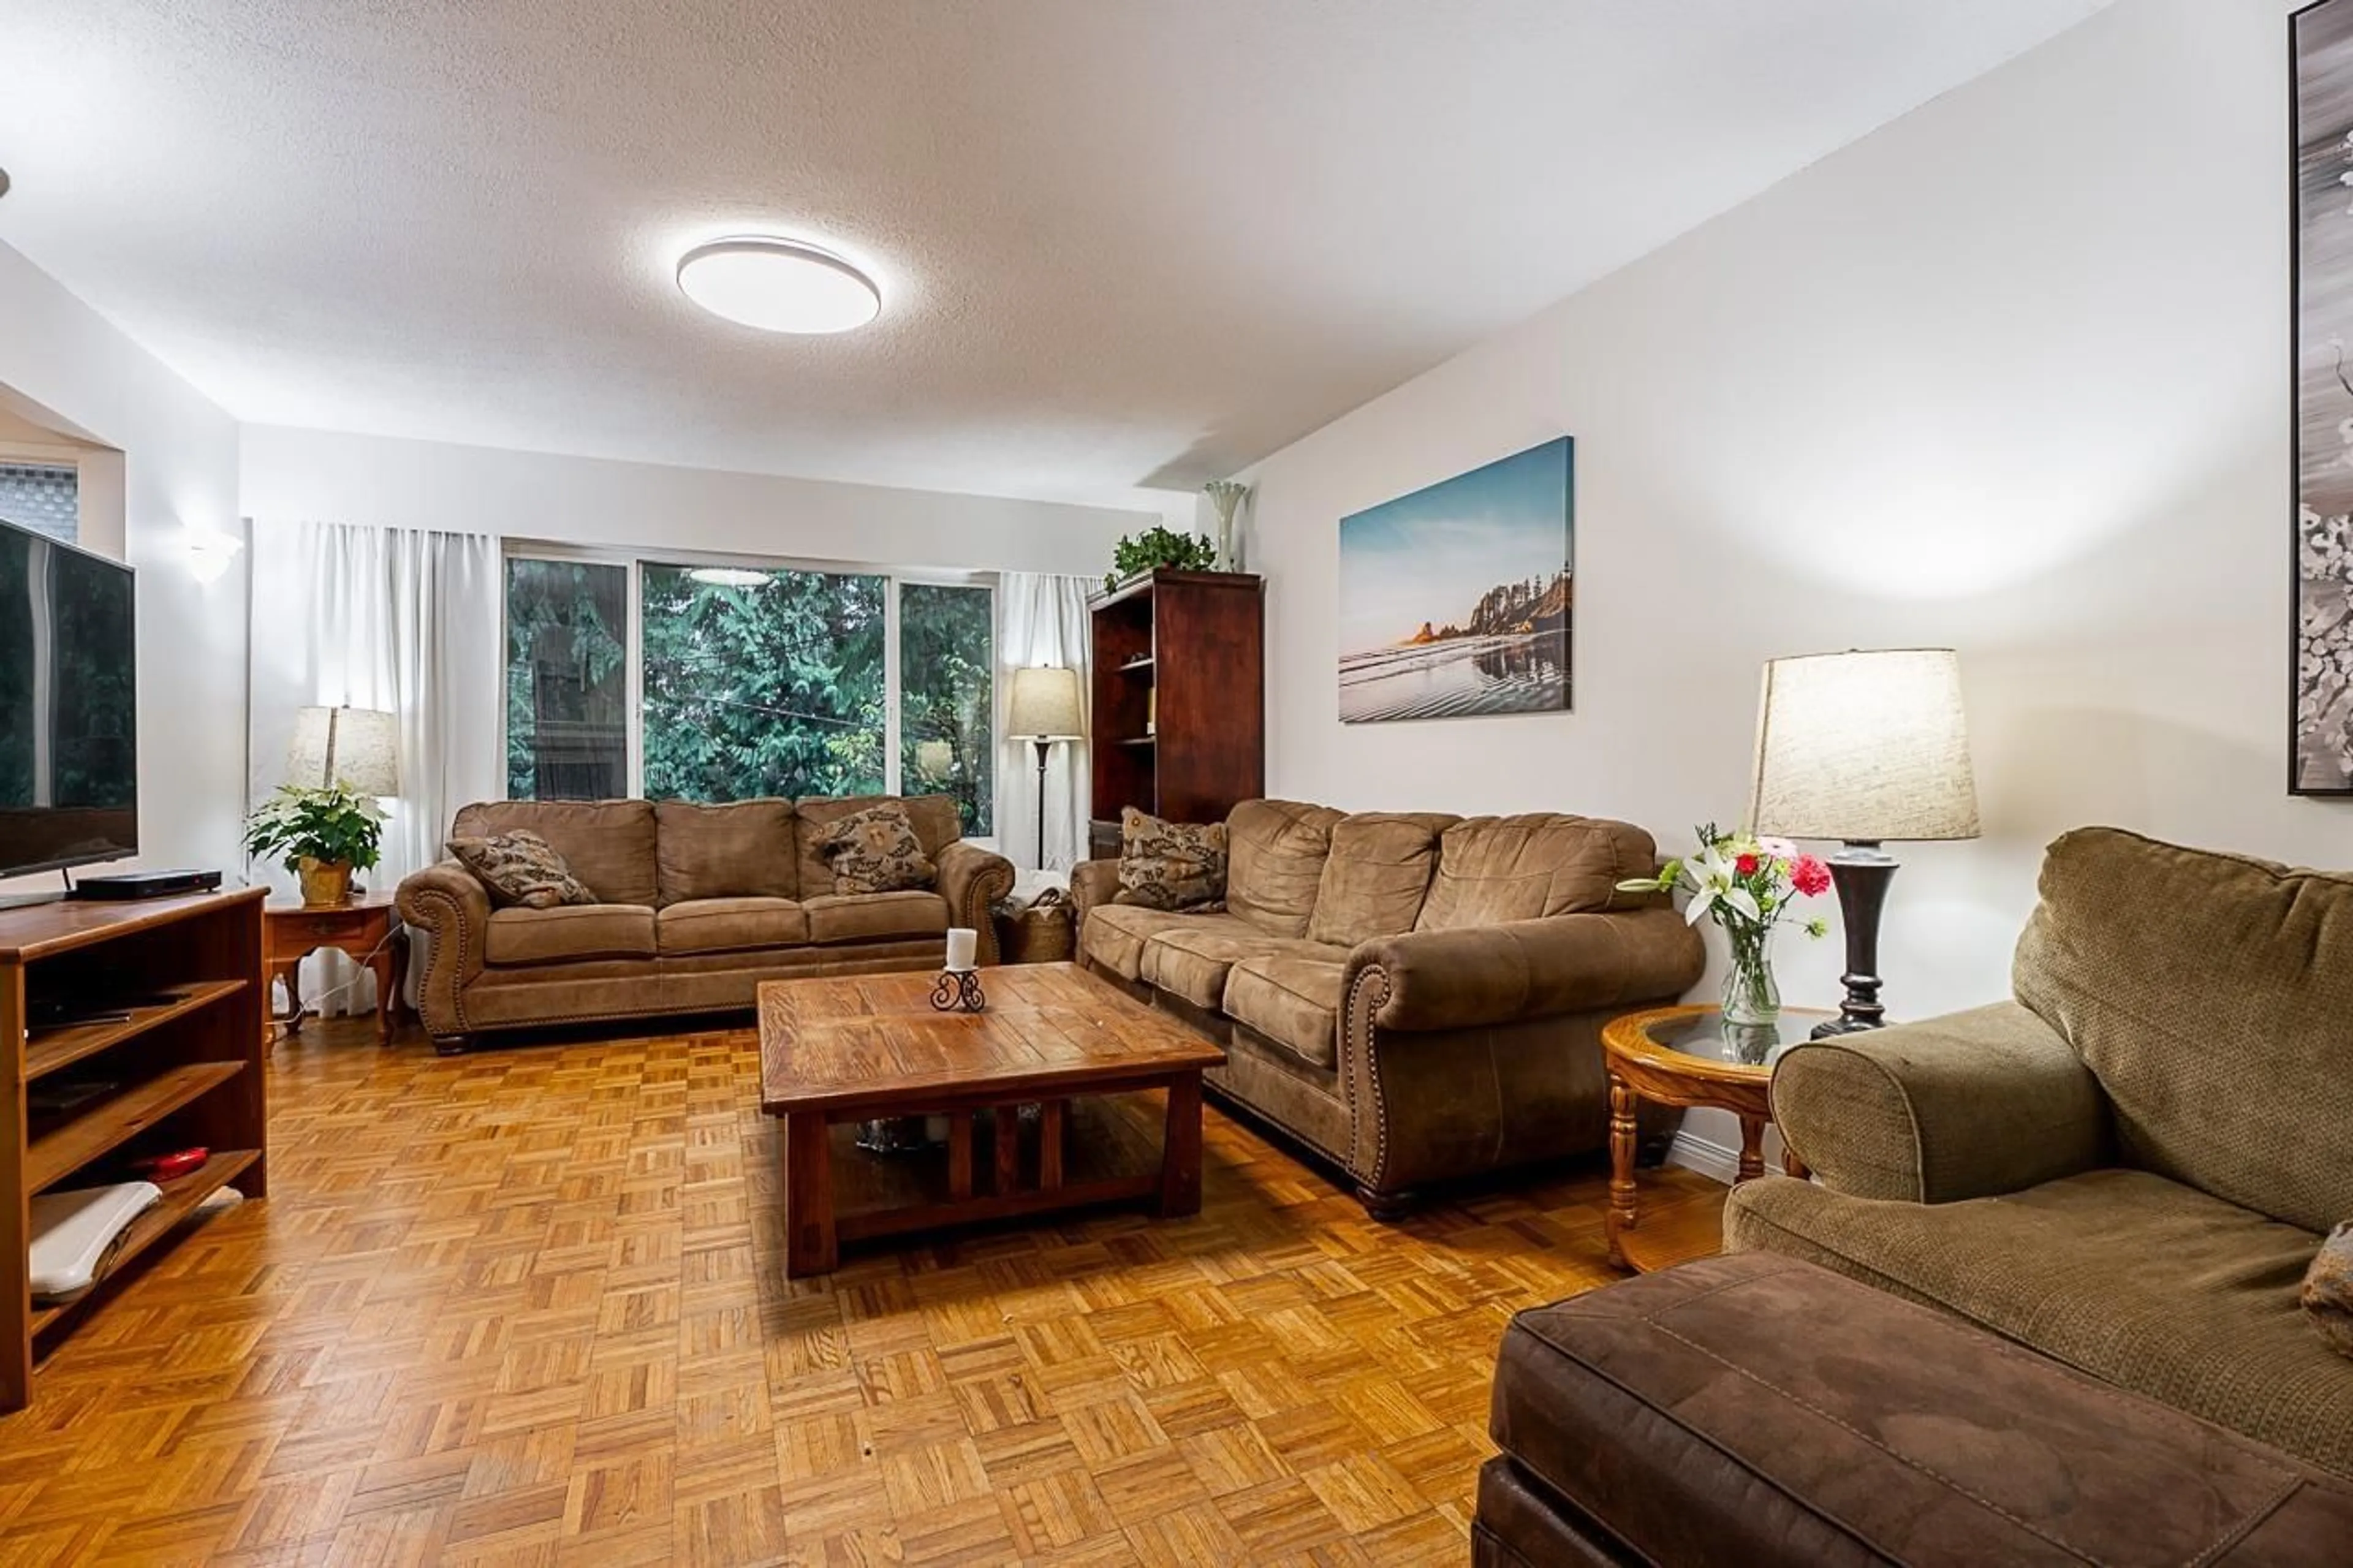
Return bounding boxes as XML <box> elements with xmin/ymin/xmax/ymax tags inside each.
<box><xmin>131</xmin><ymin>1148</ymin><xmax>208</xmax><ymax>1181</ymax></box>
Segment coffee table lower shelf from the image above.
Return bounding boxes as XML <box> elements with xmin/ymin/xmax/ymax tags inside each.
<box><xmin>775</xmin><ymin>1078</ymin><xmax>1203</xmax><ymax>1277</ymax></box>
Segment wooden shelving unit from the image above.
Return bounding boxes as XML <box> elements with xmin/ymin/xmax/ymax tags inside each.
<box><xmin>0</xmin><ymin>888</ymin><xmax>267</xmax><ymax>1411</ymax></box>
<box><xmin>1089</xmin><ymin>569</ymin><xmax>1265</xmax><ymax>853</ymax></box>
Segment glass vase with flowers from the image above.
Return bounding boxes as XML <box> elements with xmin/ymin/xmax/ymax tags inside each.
<box><xmin>1618</xmin><ymin>825</ymin><xmax>1833</xmax><ymax>1029</ymax></box>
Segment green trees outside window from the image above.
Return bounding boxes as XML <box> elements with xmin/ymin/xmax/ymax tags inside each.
<box><xmin>504</xmin><ymin>555</ymin><xmax>995</xmax><ymax>836</ymax></box>
<box><xmin>641</xmin><ymin>564</ymin><xmax>887</xmax><ymax>804</ymax></box>
<box><xmin>898</xmin><ymin>582</ymin><xmax>993</xmax><ymax>835</ymax></box>
<box><xmin>505</xmin><ymin>559</ymin><xmax>628</xmax><ymax>800</ymax></box>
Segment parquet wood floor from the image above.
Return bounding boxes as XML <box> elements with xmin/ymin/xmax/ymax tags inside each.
<box><xmin>0</xmin><ymin>1014</ymin><xmax>1724</xmax><ymax>1567</ymax></box>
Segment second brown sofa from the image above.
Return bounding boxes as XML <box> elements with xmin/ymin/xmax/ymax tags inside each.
<box><xmin>398</xmin><ymin>793</ymin><xmax>1014</xmax><ymax>1053</ymax></box>
<box><xmin>1073</xmin><ymin>800</ymin><xmax>1703</xmax><ymax>1216</ymax></box>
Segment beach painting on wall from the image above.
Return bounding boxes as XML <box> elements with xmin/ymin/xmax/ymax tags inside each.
<box><xmin>1338</xmin><ymin>437</ymin><xmax>1572</xmax><ymax>724</ymax></box>
<box><xmin>2297</xmin><ymin>0</ymin><xmax>2353</xmax><ymax>792</ymax></box>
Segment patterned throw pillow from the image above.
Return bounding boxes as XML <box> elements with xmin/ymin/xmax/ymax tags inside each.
<box><xmin>448</xmin><ymin>829</ymin><xmax>598</xmax><ymax>909</ymax></box>
<box><xmin>816</xmin><ymin>803</ymin><xmax>937</xmax><ymax>895</ymax></box>
<box><xmin>1113</xmin><ymin>806</ymin><xmax>1227</xmax><ymax>911</ymax></box>
<box><xmin>2306</xmin><ymin>1222</ymin><xmax>2353</xmax><ymax>1361</ymax></box>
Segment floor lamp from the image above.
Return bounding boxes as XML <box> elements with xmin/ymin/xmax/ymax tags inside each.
<box><xmin>1006</xmin><ymin>666</ymin><xmax>1083</xmax><ymax>870</ymax></box>
<box><xmin>1748</xmin><ymin>649</ymin><xmax>1979</xmax><ymax>1037</ymax></box>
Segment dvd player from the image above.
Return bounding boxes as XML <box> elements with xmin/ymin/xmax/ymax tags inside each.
<box><xmin>69</xmin><ymin>869</ymin><xmax>224</xmax><ymax>901</ymax></box>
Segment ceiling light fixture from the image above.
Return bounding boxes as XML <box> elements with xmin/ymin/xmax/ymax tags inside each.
<box><xmin>685</xmin><ymin>566</ymin><xmax>772</xmax><ymax>588</ymax></box>
<box><xmin>675</xmin><ymin>237</ymin><xmax>881</xmax><ymax>335</ymax></box>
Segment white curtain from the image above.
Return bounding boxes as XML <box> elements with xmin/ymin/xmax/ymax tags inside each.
<box><xmin>248</xmin><ymin>519</ymin><xmax>504</xmax><ymax>1013</ymax></box>
<box><xmin>995</xmin><ymin>573</ymin><xmax>1093</xmax><ymax>879</ymax></box>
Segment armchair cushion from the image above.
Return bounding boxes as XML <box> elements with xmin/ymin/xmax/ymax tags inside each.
<box><xmin>1724</xmin><ymin>1169</ymin><xmax>2353</xmax><ymax>1478</ymax></box>
<box><xmin>1347</xmin><ymin>906</ymin><xmax>1703</xmax><ymax>1032</ymax></box>
<box><xmin>2014</xmin><ymin>827</ymin><xmax>2353</xmax><ymax>1236</ymax></box>
<box><xmin>1769</xmin><ymin>1002</ymin><xmax>2112</xmax><ymax>1204</ymax></box>
<box><xmin>1223</xmin><ymin>953</ymin><xmax>1346</xmax><ymax>1069</ymax></box>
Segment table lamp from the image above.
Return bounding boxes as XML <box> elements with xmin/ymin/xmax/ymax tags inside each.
<box><xmin>286</xmin><ymin>705</ymin><xmax>401</xmax><ymax>797</ymax></box>
<box><xmin>1748</xmin><ymin>649</ymin><xmax>1979</xmax><ymax>1038</ymax></box>
<box><xmin>1005</xmin><ymin>666</ymin><xmax>1083</xmax><ymax>869</ymax></box>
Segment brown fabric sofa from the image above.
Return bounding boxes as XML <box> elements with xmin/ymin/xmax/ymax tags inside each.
<box><xmin>397</xmin><ymin>794</ymin><xmax>1014</xmax><ymax>1053</ymax></box>
<box><xmin>1072</xmin><ymin>800</ymin><xmax>1703</xmax><ymax>1216</ymax></box>
<box><xmin>1727</xmin><ymin>827</ymin><xmax>2353</xmax><ymax>1479</ymax></box>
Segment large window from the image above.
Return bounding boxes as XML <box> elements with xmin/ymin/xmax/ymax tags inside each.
<box><xmin>642</xmin><ymin>564</ymin><xmax>887</xmax><ymax>803</ymax></box>
<box><xmin>898</xmin><ymin>582</ymin><xmax>994</xmax><ymax>835</ymax></box>
<box><xmin>506</xmin><ymin>559</ymin><xmax>629</xmax><ymax>800</ymax></box>
<box><xmin>504</xmin><ymin>551</ymin><xmax>994</xmax><ymax>835</ymax></box>
<box><xmin>0</xmin><ymin>463</ymin><xmax>78</xmax><ymax>545</ymax></box>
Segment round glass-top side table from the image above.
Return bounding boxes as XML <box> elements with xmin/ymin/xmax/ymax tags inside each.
<box><xmin>1599</xmin><ymin>1004</ymin><xmax>1830</xmax><ymax>1271</ymax></box>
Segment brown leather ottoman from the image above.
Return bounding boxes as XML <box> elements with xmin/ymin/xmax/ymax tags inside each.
<box><xmin>1478</xmin><ymin>1252</ymin><xmax>2353</xmax><ymax>1567</ymax></box>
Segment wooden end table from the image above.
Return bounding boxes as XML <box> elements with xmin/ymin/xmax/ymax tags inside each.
<box><xmin>757</xmin><ymin>962</ymin><xmax>1226</xmax><ymax>1277</ymax></box>
<box><xmin>1602</xmin><ymin>1004</ymin><xmax>1825</xmax><ymax>1273</ymax></box>
<box><xmin>265</xmin><ymin>890</ymin><xmax>408</xmax><ymax>1045</ymax></box>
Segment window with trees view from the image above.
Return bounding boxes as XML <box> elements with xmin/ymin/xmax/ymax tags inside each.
<box><xmin>504</xmin><ymin>553</ymin><xmax>994</xmax><ymax>835</ymax></box>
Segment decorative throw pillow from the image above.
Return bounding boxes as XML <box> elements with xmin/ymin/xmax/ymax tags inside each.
<box><xmin>1113</xmin><ymin>806</ymin><xmax>1228</xmax><ymax>911</ymax></box>
<box><xmin>2306</xmin><ymin>1222</ymin><xmax>2353</xmax><ymax>1361</ymax></box>
<box><xmin>816</xmin><ymin>803</ymin><xmax>937</xmax><ymax>895</ymax></box>
<box><xmin>448</xmin><ymin>830</ymin><xmax>598</xmax><ymax>909</ymax></box>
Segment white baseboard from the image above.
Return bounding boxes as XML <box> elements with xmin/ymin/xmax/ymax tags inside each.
<box><xmin>1665</xmin><ymin>1129</ymin><xmax>1739</xmax><ymax>1185</ymax></box>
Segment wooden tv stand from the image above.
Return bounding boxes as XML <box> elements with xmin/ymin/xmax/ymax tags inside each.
<box><xmin>0</xmin><ymin>887</ymin><xmax>268</xmax><ymax>1411</ymax></box>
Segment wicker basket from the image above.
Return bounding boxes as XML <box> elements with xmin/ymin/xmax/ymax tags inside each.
<box><xmin>995</xmin><ymin>887</ymin><xmax>1076</xmax><ymax>965</ymax></box>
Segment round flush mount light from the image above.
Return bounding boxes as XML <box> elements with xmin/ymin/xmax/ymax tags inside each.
<box><xmin>685</xmin><ymin>566</ymin><xmax>771</xmax><ymax>588</ymax></box>
<box><xmin>675</xmin><ymin>237</ymin><xmax>881</xmax><ymax>334</ymax></box>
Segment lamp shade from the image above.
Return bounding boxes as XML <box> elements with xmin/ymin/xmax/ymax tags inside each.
<box><xmin>286</xmin><ymin>705</ymin><xmax>401</xmax><ymax>797</ymax></box>
<box><xmin>1006</xmin><ymin>665</ymin><xmax>1084</xmax><ymax>740</ymax></box>
<box><xmin>1748</xmin><ymin>650</ymin><xmax>1977</xmax><ymax>843</ymax></box>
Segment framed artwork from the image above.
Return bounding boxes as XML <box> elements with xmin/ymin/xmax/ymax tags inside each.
<box><xmin>2295</xmin><ymin>1</ymin><xmax>2353</xmax><ymax>792</ymax></box>
<box><xmin>1336</xmin><ymin>437</ymin><xmax>1573</xmax><ymax>724</ymax></box>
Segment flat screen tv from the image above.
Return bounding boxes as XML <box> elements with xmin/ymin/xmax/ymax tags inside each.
<box><xmin>0</xmin><ymin>517</ymin><xmax>137</xmax><ymax>878</ymax></box>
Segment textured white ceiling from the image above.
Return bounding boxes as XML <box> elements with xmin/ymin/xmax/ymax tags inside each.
<box><xmin>0</xmin><ymin>1</ymin><xmax>2111</xmax><ymax>510</ymax></box>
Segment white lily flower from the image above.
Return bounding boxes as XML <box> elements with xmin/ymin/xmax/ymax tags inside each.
<box><xmin>1726</xmin><ymin>887</ymin><xmax>1762</xmax><ymax>923</ymax></box>
<box><xmin>1684</xmin><ymin>887</ymin><xmax>1718</xmax><ymax>926</ymax></box>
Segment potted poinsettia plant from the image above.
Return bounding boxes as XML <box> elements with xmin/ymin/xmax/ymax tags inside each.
<box><xmin>1618</xmin><ymin>825</ymin><xmax>1832</xmax><ymax>1028</ymax></box>
<box><xmin>243</xmin><ymin>784</ymin><xmax>387</xmax><ymax>907</ymax></box>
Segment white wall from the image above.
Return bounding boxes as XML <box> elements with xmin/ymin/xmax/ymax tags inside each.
<box><xmin>1244</xmin><ymin>0</ymin><xmax>2328</xmax><ymax>1036</ymax></box>
<box><xmin>0</xmin><ymin>237</ymin><xmax>246</xmax><ymax>886</ymax></box>
<box><xmin>240</xmin><ymin>425</ymin><xmax>1153</xmax><ymax>575</ymax></box>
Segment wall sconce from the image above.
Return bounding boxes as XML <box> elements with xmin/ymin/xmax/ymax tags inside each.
<box><xmin>184</xmin><ymin>525</ymin><xmax>243</xmax><ymax>584</ymax></box>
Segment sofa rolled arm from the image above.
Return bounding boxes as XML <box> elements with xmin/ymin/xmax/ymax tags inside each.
<box><xmin>1070</xmin><ymin>858</ymin><xmax>1121</xmax><ymax>923</ymax></box>
<box><xmin>1345</xmin><ymin>907</ymin><xmax>1705</xmax><ymax>1033</ymax></box>
<box><xmin>934</xmin><ymin>841</ymin><xmax>1017</xmax><ymax>964</ymax></box>
<box><xmin>1771</xmin><ymin>1001</ymin><xmax>2112</xmax><ymax>1203</ymax></box>
<box><xmin>396</xmin><ymin>860</ymin><xmax>491</xmax><ymax>1035</ymax></box>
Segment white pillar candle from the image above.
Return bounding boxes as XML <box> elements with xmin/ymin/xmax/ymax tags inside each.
<box><xmin>945</xmin><ymin>927</ymin><xmax>978</xmax><ymax>972</ymax></box>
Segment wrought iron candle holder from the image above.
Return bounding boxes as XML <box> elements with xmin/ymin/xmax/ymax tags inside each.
<box><xmin>931</xmin><ymin>968</ymin><xmax>987</xmax><ymax>1013</ymax></box>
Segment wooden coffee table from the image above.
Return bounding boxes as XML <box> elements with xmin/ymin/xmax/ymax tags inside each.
<box><xmin>757</xmin><ymin>962</ymin><xmax>1226</xmax><ymax>1276</ymax></box>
